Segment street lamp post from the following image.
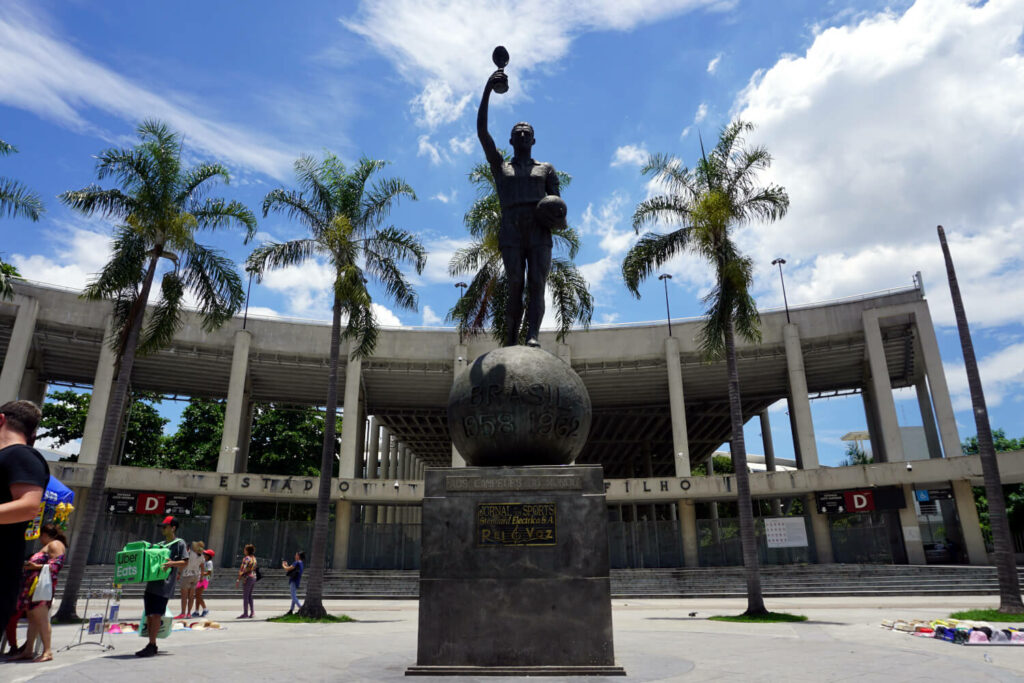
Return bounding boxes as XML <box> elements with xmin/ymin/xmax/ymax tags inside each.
<box><xmin>658</xmin><ymin>273</ymin><xmax>673</xmax><ymax>336</ymax></box>
<box><xmin>771</xmin><ymin>258</ymin><xmax>790</xmax><ymax>324</ymax></box>
<box><xmin>242</xmin><ymin>269</ymin><xmax>255</xmax><ymax>330</ymax></box>
<box><xmin>455</xmin><ymin>281</ymin><xmax>467</xmax><ymax>343</ymax></box>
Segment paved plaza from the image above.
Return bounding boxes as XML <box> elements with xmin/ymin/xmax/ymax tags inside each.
<box><xmin>2</xmin><ymin>596</ymin><xmax>1023</xmax><ymax>682</ymax></box>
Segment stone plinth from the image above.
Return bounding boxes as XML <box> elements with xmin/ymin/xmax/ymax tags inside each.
<box><xmin>407</xmin><ymin>465</ymin><xmax>624</xmax><ymax>676</ymax></box>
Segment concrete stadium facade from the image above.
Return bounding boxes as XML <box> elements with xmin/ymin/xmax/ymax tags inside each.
<box><xmin>3</xmin><ymin>280</ymin><xmax>1022</xmax><ymax>571</ymax></box>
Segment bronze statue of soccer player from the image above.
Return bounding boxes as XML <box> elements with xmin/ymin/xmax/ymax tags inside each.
<box><xmin>477</xmin><ymin>47</ymin><xmax>567</xmax><ymax>348</ymax></box>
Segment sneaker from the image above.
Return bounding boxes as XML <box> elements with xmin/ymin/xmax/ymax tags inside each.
<box><xmin>173</xmin><ymin>613</ymin><xmax>187</xmax><ymax>620</ymax></box>
<box><xmin>201</xmin><ymin>610</ymin><xmax>209</xmax><ymax>617</ymax></box>
<box><xmin>237</xmin><ymin>614</ymin><xmax>248</xmax><ymax>619</ymax></box>
<box><xmin>190</xmin><ymin>611</ymin><xmax>201</xmax><ymax>617</ymax></box>
<box><xmin>135</xmin><ymin>643</ymin><xmax>158</xmax><ymax>658</ymax></box>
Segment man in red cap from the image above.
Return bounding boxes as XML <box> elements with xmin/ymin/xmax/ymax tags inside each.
<box><xmin>137</xmin><ymin>516</ymin><xmax>187</xmax><ymax>657</ymax></box>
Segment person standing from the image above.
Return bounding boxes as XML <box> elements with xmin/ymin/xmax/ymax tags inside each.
<box><xmin>282</xmin><ymin>551</ymin><xmax>305</xmax><ymax>615</ymax></box>
<box><xmin>195</xmin><ymin>548</ymin><xmax>214</xmax><ymax>617</ymax></box>
<box><xmin>235</xmin><ymin>544</ymin><xmax>257</xmax><ymax>619</ymax></box>
<box><xmin>136</xmin><ymin>516</ymin><xmax>187</xmax><ymax>658</ymax></box>
<box><xmin>179</xmin><ymin>541</ymin><xmax>204</xmax><ymax>618</ymax></box>
<box><xmin>0</xmin><ymin>401</ymin><xmax>49</xmax><ymax>632</ymax></box>
<box><xmin>13</xmin><ymin>524</ymin><xmax>67</xmax><ymax>662</ymax></box>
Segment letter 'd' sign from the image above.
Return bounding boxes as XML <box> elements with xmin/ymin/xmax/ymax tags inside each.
<box><xmin>843</xmin><ymin>490</ymin><xmax>874</xmax><ymax>512</ymax></box>
<box><xmin>137</xmin><ymin>493</ymin><xmax>166</xmax><ymax>515</ymax></box>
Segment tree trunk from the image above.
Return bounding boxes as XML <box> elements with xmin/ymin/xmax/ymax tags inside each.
<box><xmin>725</xmin><ymin>320</ymin><xmax>767</xmax><ymax>616</ymax></box>
<box><xmin>938</xmin><ymin>226</ymin><xmax>1023</xmax><ymax>613</ymax></box>
<box><xmin>298</xmin><ymin>291</ymin><xmax>343</xmax><ymax>618</ymax></box>
<box><xmin>55</xmin><ymin>251</ymin><xmax>162</xmax><ymax>621</ymax></box>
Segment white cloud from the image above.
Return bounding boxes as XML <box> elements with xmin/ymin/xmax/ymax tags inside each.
<box><xmin>259</xmin><ymin>259</ymin><xmax>337</xmax><ymax>318</ymax></box>
<box><xmin>707</xmin><ymin>53</ymin><xmax>722</xmax><ymax>74</ymax></box>
<box><xmin>432</xmin><ymin>189</ymin><xmax>457</xmax><ymax>204</ymax></box>
<box><xmin>449</xmin><ymin>134</ymin><xmax>475</xmax><ymax>155</ymax></box>
<box><xmin>728</xmin><ymin>0</ymin><xmax>1024</xmax><ymax>328</ymax></box>
<box><xmin>944</xmin><ymin>341</ymin><xmax>1024</xmax><ymax>411</ymax></box>
<box><xmin>411</xmin><ymin>80</ymin><xmax>472</xmax><ymax>129</ymax></box>
<box><xmin>693</xmin><ymin>102</ymin><xmax>708</xmax><ymax>124</ymax></box>
<box><xmin>343</xmin><ymin>0</ymin><xmax>732</xmax><ymax>129</ymax></box>
<box><xmin>0</xmin><ymin>7</ymin><xmax>295</xmax><ymax>178</ymax></box>
<box><xmin>599</xmin><ymin>312</ymin><xmax>620</xmax><ymax>324</ymax></box>
<box><xmin>610</xmin><ymin>144</ymin><xmax>649</xmax><ymax>167</ymax></box>
<box><xmin>417</xmin><ymin>135</ymin><xmax>445</xmax><ymax>165</ymax></box>
<box><xmin>373</xmin><ymin>303</ymin><xmax>403</xmax><ymax>327</ymax></box>
<box><xmin>10</xmin><ymin>221</ymin><xmax>111</xmax><ymax>290</ymax></box>
<box><xmin>578</xmin><ymin>193</ymin><xmax>638</xmax><ymax>294</ymax></box>
<box><xmin>420</xmin><ymin>236</ymin><xmax>472</xmax><ymax>284</ymax></box>
<box><xmin>422</xmin><ymin>305</ymin><xmax>443</xmax><ymax>326</ymax></box>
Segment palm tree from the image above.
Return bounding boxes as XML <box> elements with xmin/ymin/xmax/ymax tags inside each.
<box><xmin>622</xmin><ymin>121</ymin><xmax>788</xmax><ymax>616</ymax></box>
<box><xmin>247</xmin><ymin>154</ymin><xmax>425</xmax><ymax>617</ymax></box>
<box><xmin>54</xmin><ymin>120</ymin><xmax>256</xmax><ymax>621</ymax></box>
<box><xmin>448</xmin><ymin>159</ymin><xmax>593</xmax><ymax>343</ymax></box>
<box><xmin>938</xmin><ymin>225</ymin><xmax>1023</xmax><ymax>613</ymax></box>
<box><xmin>1</xmin><ymin>138</ymin><xmax>45</xmax><ymax>299</ymax></box>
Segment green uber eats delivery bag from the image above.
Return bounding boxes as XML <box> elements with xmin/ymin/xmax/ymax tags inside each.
<box><xmin>115</xmin><ymin>540</ymin><xmax>172</xmax><ymax>584</ymax></box>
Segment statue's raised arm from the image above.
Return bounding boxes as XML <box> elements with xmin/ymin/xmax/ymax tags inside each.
<box><xmin>477</xmin><ymin>51</ymin><xmax>508</xmax><ymax>169</ymax></box>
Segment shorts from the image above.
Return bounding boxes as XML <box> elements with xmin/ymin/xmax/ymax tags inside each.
<box><xmin>143</xmin><ymin>592</ymin><xmax>169</xmax><ymax>617</ymax></box>
<box><xmin>180</xmin><ymin>574</ymin><xmax>198</xmax><ymax>590</ymax></box>
<box><xmin>196</xmin><ymin>579</ymin><xmax>209</xmax><ymax>590</ymax></box>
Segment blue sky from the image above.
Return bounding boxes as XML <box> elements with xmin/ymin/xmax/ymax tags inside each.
<box><xmin>2</xmin><ymin>0</ymin><xmax>1023</xmax><ymax>465</ymax></box>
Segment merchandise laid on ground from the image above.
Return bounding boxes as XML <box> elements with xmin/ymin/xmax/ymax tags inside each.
<box><xmin>882</xmin><ymin>618</ymin><xmax>1024</xmax><ymax>645</ymax></box>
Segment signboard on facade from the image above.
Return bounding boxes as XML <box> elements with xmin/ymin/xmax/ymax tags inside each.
<box><xmin>107</xmin><ymin>492</ymin><xmax>136</xmax><ymax>514</ymax></box>
<box><xmin>816</xmin><ymin>491</ymin><xmax>846</xmax><ymax>514</ymax></box>
<box><xmin>164</xmin><ymin>495</ymin><xmax>194</xmax><ymax>516</ymax></box>
<box><xmin>844</xmin><ymin>490</ymin><xmax>875</xmax><ymax>512</ymax></box>
<box><xmin>914</xmin><ymin>488</ymin><xmax>953</xmax><ymax>502</ymax></box>
<box><xmin>136</xmin><ymin>493</ymin><xmax>166</xmax><ymax>515</ymax></box>
<box><xmin>764</xmin><ymin>517</ymin><xmax>808</xmax><ymax>548</ymax></box>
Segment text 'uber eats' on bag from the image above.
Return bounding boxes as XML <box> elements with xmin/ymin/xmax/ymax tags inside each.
<box><xmin>115</xmin><ymin>540</ymin><xmax>175</xmax><ymax>583</ymax></box>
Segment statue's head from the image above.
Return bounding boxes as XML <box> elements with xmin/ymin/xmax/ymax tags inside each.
<box><xmin>510</xmin><ymin>122</ymin><xmax>535</xmax><ymax>156</ymax></box>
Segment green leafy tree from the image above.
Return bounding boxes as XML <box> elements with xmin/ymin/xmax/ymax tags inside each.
<box><xmin>160</xmin><ymin>397</ymin><xmax>225</xmax><ymax>470</ymax></box>
<box><xmin>38</xmin><ymin>389</ymin><xmax>167</xmax><ymax>464</ymax></box>
<box><xmin>247</xmin><ymin>153</ymin><xmax>425</xmax><ymax>618</ymax></box>
<box><xmin>54</xmin><ymin>121</ymin><xmax>256</xmax><ymax>621</ymax></box>
<box><xmin>447</xmin><ymin>158</ymin><xmax>593</xmax><ymax>343</ymax></box>
<box><xmin>249</xmin><ymin>404</ymin><xmax>338</xmax><ymax>477</ymax></box>
<box><xmin>940</xmin><ymin>223</ymin><xmax>1024</xmax><ymax>613</ymax></box>
<box><xmin>622</xmin><ymin>121</ymin><xmax>789</xmax><ymax>616</ymax></box>
<box><xmin>1</xmin><ymin>138</ymin><xmax>44</xmax><ymax>299</ymax></box>
<box><xmin>963</xmin><ymin>429</ymin><xmax>1024</xmax><ymax>551</ymax></box>
<box><xmin>840</xmin><ymin>443</ymin><xmax>873</xmax><ymax>466</ymax></box>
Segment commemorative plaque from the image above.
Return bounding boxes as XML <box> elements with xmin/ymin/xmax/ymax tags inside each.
<box><xmin>476</xmin><ymin>502</ymin><xmax>556</xmax><ymax>546</ymax></box>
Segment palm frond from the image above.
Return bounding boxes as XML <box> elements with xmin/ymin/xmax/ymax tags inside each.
<box><xmin>180</xmin><ymin>241</ymin><xmax>245</xmax><ymax>331</ymax></box>
<box><xmin>0</xmin><ymin>178</ymin><xmax>44</xmax><ymax>220</ymax></box>
<box><xmin>551</xmin><ymin>225</ymin><xmax>581</xmax><ymax>259</ymax></box>
<box><xmin>364</xmin><ymin>227</ymin><xmax>427</xmax><ymax>274</ymax></box>
<box><xmin>190</xmin><ymin>198</ymin><xmax>258</xmax><ymax>240</ymax></box>
<box><xmin>631</xmin><ymin>195</ymin><xmax>693</xmax><ymax>233</ymax></box>
<box><xmin>60</xmin><ymin>186</ymin><xmax>137</xmax><ymax>220</ymax></box>
<box><xmin>245</xmin><ymin>239</ymin><xmax>319</xmax><ymax>279</ymax></box>
<box><xmin>262</xmin><ymin>188</ymin><xmax>325</xmax><ymax>234</ymax></box>
<box><xmin>547</xmin><ymin>258</ymin><xmax>594</xmax><ymax>341</ymax></box>
<box><xmin>362</xmin><ymin>250</ymin><xmax>418</xmax><ymax>311</ymax></box>
<box><xmin>138</xmin><ymin>271</ymin><xmax>185</xmax><ymax>355</ymax></box>
<box><xmin>0</xmin><ymin>140</ymin><xmax>16</xmax><ymax>156</ymax></box>
<box><xmin>293</xmin><ymin>155</ymin><xmax>335</xmax><ymax>218</ymax></box>
<box><xmin>82</xmin><ymin>227</ymin><xmax>147</xmax><ymax>301</ymax></box>
<box><xmin>179</xmin><ymin>163</ymin><xmax>230</xmax><ymax>203</ymax></box>
<box><xmin>448</xmin><ymin>242</ymin><xmax>495</xmax><ymax>277</ymax></box>
<box><xmin>735</xmin><ymin>185</ymin><xmax>789</xmax><ymax>225</ymax></box>
<box><xmin>95</xmin><ymin>147</ymin><xmax>154</xmax><ymax>192</ymax></box>
<box><xmin>361</xmin><ymin>176</ymin><xmax>416</xmax><ymax>231</ymax></box>
<box><xmin>621</xmin><ymin>228</ymin><xmax>693</xmax><ymax>297</ymax></box>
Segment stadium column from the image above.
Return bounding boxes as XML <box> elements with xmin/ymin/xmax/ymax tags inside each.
<box><xmin>0</xmin><ymin>294</ymin><xmax>39</xmax><ymax>404</ymax></box>
<box><xmin>951</xmin><ymin>479</ymin><xmax>988</xmax><ymax>565</ymax></box>
<box><xmin>898</xmin><ymin>484</ymin><xmax>927</xmax><ymax>564</ymax></box>
<box><xmin>208</xmin><ymin>329</ymin><xmax>252</xmax><ymax>564</ymax></box>
<box><xmin>760</xmin><ymin>410</ymin><xmax>783</xmax><ymax>516</ymax></box>
<box><xmin>665</xmin><ymin>336</ymin><xmax>698</xmax><ymax>568</ymax></box>
<box><xmin>364</xmin><ymin>417</ymin><xmax>380</xmax><ymax>525</ymax></box>
<box><xmin>78</xmin><ymin>316</ymin><xmax>117</xmax><ymax>465</ymax></box>
<box><xmin>784</xmin><ymin>323</ymin><xmax>833</xmax><ymax>563</ymax></box>
<box><xmin>377</xmin><ymin>428</ymin><xmax>392</xmax><ymax>523</ymax></box>
<box><xmin>862</xmin><ymin>311</ymin><xmax>906</xmax><ymax>462</ymax></box>
<box><xmin>913</xmin><ymin>304</ymin><xmax>961</xmax><ymax>459</ymax></box>
<box><xmin>334</xmin><ymin>350</ymin><xmax>363</xmax><ymax>570</ymax></box>
<box><xmin>451</xmin><ymin>343</ymin><xmax>468</xmax><ymax>466</ymax></box>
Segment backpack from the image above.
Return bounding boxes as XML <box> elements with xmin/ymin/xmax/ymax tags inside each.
<box><xmin>115</xmin><ymin>540</ymin><xmax>176</xmax><ymax>584</ymax></box>
<box><xmin>254</xmin><ymin>565</ymin><xmax>263</xmax><ymax>581</ymax></box>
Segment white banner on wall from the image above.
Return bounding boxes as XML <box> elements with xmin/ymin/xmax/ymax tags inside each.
<box><xmin>764</xmin><ymin>517</ymin><xmax>809</xmax><ymax>548</ymax></box>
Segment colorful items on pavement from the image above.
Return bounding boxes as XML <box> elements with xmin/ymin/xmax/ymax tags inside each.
<box><xmin>881</xmin><ymin>618</ymin><xmax>1024</xmax><ymax>646</ymax></box>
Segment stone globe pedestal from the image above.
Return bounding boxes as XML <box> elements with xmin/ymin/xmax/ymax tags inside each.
<box><xmin>408</xmin><ymin>346</ymin><xmax>624</xmax><ymax>676</ymax></box>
